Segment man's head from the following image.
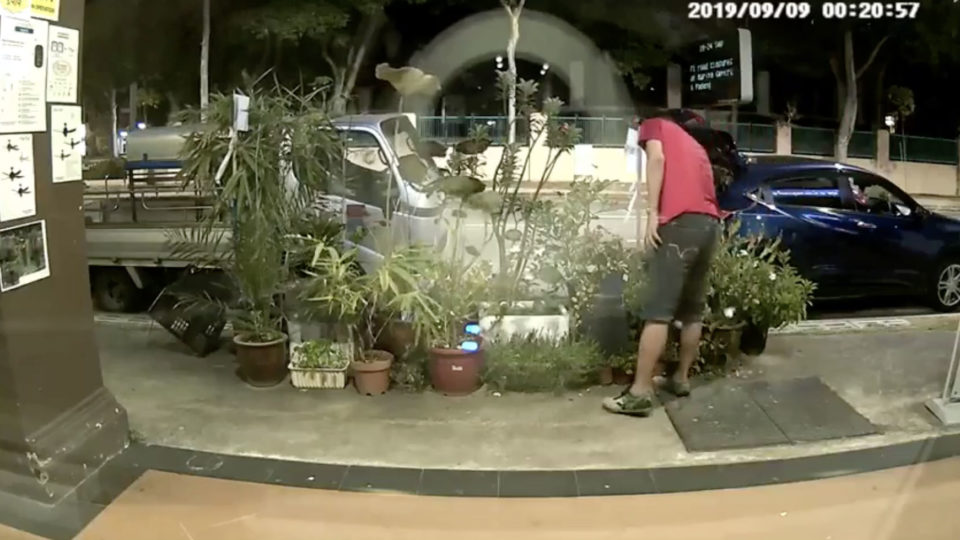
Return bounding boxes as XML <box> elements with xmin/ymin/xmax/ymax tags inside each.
<box><xmin>637</xmin><ymin>107</ymin><xmax>706</xmax><ymax>128</ymax></box>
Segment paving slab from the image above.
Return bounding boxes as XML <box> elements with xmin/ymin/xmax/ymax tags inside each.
<box><xmin>96</xmin><ymin>323</ymin><xmax>960</xmax><ymax>470</ymax></box>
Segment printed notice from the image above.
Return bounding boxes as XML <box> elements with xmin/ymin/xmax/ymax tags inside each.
<box><xmin>0</xmin><ymin>219</ymin><xmax>49</xmax><ymax>292</ymax></box>
<box><xmin>0</xmin><ymin>16</ymin><xmax>48</xmax><ymax>133</ymax></box>
<box><xmin>0</xmin><ymin>133</ymin><xmax>35</xmax><ymax>221</ymax></box>
<box><xmin>30</xmin><ymin>0</ymin><xmax>57</xmax><ymax>21</ymax></box>
<box><xmin>50</xmin><ymin>105</ymin><xmax>82</xmax><ymax>182</ymax></box>
<box><xmin>46</xmin><ymin>24</ymin><xmax>77</xmax><ymax>102</ymax></box>
<box><xmin>0</xmin><ymin>0</ymin><xmax>30</xmax><ymax>17</ymax></box>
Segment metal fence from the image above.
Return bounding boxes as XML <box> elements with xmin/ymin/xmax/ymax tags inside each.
<box><xmin>419</xmin><ymin>116</ymin><xmax>957</xmax><ymax>165</ymax></box>
<box><xmin>891</xmin><ymin>134</ymin><xmax>959</xmax><ymax>165</ymax></box>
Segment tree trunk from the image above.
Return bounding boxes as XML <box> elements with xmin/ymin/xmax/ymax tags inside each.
<box><xmin>128</xmin><ymin>82</ymin><xmax>138</xmax><ymax>129</ymax></box>
<box><xmin>502</xmin><ymin>1</ymin><xmax>525</xmax><ymax>145</ymax></box>
<box><xmin>200</xmin><ymin>0</ymin><xmax>210</xmax><ymax>121</ymax></box>
<box><xmin>109</xmin><ymin>88</ymin><xmax>118</xmax><ymax>158</ymax></box>
<box><xmin>835</xmin><ymin>30</ymin><xmax>857</xmax><ymax>161</ymax></box>
<box><xmin>873</xmin><ymin>62</ymin><xmax>887</xmax><ymax>130</ymax></box>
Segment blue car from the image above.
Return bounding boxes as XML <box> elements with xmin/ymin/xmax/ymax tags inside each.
<box><xmin>717</xmin><ymin>155</ymin><xmax>960</xmax><ymax>311</ymax></box>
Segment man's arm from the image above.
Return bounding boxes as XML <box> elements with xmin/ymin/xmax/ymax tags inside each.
<box><xmin>645</xmin><ymin>140</ymin><xmax>665</xmax><ymax>221</ymax></box>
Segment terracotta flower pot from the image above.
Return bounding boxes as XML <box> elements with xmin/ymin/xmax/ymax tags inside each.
<box><xmin>612</xmin><ymin>368</ymin><xmax>633</xmax><ymax>385</ymax></box>
<box><xmin>234</xmin><ymin>334</ymin><xmax>288</xmax><ymax>387</ymax></box>
<box><xmin>352</xmin><ymin>350</ymin><xmax>394</xmax><ymax>395</ymax></box>
<box><xmin>429</xmin><ymin>348</ymin><xmax>483</xmax><ymax>396</ymax></box>
<box><xmin>599</xmin><ymin>366</ymin><xmax>614</xmax><ymax>386</ymax></box>
<box><xmin>739</xmin><ymin>323</ymin><xmax>769</xmax><ymax>356</ymax></box>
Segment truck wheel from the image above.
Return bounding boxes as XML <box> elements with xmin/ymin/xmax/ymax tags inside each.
<box><xmin>92</xmin><ymin>268</ymin><xmax>144</xmax><ymax>313</ymax></box>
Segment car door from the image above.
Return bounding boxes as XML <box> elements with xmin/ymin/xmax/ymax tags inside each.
<box><xmin>335</xmin><ymin>129</ymin><xmax>404</xmax><ymax>261</ymax></box>
<box><xmin>834</xmin><ymin>171</ymin><xmax>928</xmax><ymax>291</ymax></box>
<box><xmin>753</xmin><ymin>173</ymin><xmax>862</xmax><ymax>296</ymax></box>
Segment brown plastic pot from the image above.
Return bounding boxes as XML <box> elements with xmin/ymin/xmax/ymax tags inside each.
<box><xmin>612</xmin><ymin>368</ymin><xmax>633</xmax><ymax>385</ymax></box>
<box><xmin>598</xmin><ymin>366</ymin><xmax>614</xmax><ymax>386</ymax></box>
<box><xmin>234</xmin><ymin>334</ymin><xmax>288</xmax><ymax>387</ymax></box>
<box><xmin>429</xmin><ymin>348</ymin><xmax>483</xmax><ymax>396</ymax></box>
<box><xmin>352</xmin><ymin>350</ymin><xmax>394</xmax><ymax>395</ymax></box>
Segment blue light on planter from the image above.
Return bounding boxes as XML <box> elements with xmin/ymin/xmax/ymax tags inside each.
<box><xmin>464</xmin><ymin>323</ymin><xmax>482</xmax><ymax>336</ymax></box>
<box><xmin>459</xmin><ymin>340</ymin><xmax>480</xmax><ymax>352</ymax></box>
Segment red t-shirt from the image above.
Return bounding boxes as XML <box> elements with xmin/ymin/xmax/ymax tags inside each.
<box><xmin>638</xmin><ymin>118</ymin><xmax>720</xmax><ymax>225</ymax></box>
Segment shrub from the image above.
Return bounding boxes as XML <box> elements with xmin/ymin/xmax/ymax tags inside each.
<box><xmin>483</xmin><ymin>334</ymin><xmax>603</xmax><ymax>393</ymax></box>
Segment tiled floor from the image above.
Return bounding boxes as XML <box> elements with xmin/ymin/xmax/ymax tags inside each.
<box><xmin>0</xmin><ymin>525</ymin><xmax>46</xmax><ymax>540</ymax></box>
<box><xmin>68</xmin><ymin>458</ymin><xmax>960</xmax><ymax>540</ymax></box>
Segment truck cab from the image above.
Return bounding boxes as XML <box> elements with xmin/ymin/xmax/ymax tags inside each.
<box><xmin>83</xmin><ymin>113</ymin><xmax>446</xmax><ymax>312</ymax></box>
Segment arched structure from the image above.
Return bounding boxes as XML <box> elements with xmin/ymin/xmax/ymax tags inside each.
<box><xmin>407</xmin><ymin>9</ymin><xmax>633</xmax><ymax>118</ymax></box>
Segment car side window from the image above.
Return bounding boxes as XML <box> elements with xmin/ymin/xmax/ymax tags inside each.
<box><xmin>768</xmin><ymin>176</ymin><xmax>847</xmax><ymax>210</ymax></box>
<box><xmin>845</xmin><ymin>174</ymin><xmax>913</xmax><ymax>217</ymax></box>
<box><xmin>341</xmin><ymin>130</ymin><xmax>392</xmax><ymax>209</ymax></box>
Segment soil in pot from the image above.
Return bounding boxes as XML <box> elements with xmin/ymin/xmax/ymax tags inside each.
<box><xmin>235</xmin><ymin>334</ymin><xmax>288</xmax><ymax>387</ymax></box>
<box><xmin>429</xmin><ymin>348</ymin><xmax>483</xmax><ymax>396</ymax></box>
<box><xmin>740</xmin><ymin>323</ymin><xmax>769</xmax><ymax>356</ymax></box>
<box><xmin>352</xmin><ymin>350</ymin><xmax>394</xmax><ymax>395</ymax></box>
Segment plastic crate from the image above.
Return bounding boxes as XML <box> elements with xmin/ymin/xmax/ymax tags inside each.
<box><xmin>148</xmin><ymin>271</ymin><xmax>232</xmax><ymax>357</ymax></box>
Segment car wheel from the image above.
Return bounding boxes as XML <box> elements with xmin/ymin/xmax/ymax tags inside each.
<box><xmin>930</xmin><ymin>261</ymin><xmax>960</xmax><ymax>312</ymax></box>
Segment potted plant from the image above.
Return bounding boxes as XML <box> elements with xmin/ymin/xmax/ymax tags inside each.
<box><xmin>289</xmin><ymin>338</ymin><xmax>351</xmax><ymax>389</ymax></box>
<box><xmin>701</xmin><ymin>221</ymin><xmax>816</xmax><ymax>369</ymax></box>
<box><xmin>301</xmin><ymin>242</ymin><xmax>440</xmax><ymax>395</ymax></box>
<box><xmin>169</xmin><ymin>79</ymin><xmax>343</xmax><ymax>387</ymax></box>
<box><xmin>422</xmin><ymin>255</ymin><xmax>492</xmax><ymax>396</ymax></box>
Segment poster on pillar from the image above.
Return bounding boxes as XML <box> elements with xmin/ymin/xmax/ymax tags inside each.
<box><xmin>0</xmin><ymin>218</ymin><xmax>49</xmax><ymax>293</ymax></box>
<box><xmin>50</xmin><ymin>105</ymin><xmax>83</xmax><ymax>183</ymax></box>
<box><xmin>0</xmin><ymin>15</ymin><xmax>48</xmax><ymax>133</ymax></box>
<box><xmin>29</xmin><ymin>0</ymin><xmax>58</xmax><ymax>21</ymax></box>
<box><xmin>0</xmin><ymin>0</ymin><xmax>30</xmax><ymax>17</ymax></box>
<box><xmin>46</xmin><ymin>24</ymin><xmax>78</xmax><ymax>103</ymax></box>
<box><xmin>0</xmin><ymin>133</ymin><xmax>36</xmax><ymax>221</ymax></box>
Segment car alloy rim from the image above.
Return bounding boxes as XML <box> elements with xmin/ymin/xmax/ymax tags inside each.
<box><xmin>938</xmin><ymin>264</ymin><xmax>960</xmax><ymax>307</ymax></box>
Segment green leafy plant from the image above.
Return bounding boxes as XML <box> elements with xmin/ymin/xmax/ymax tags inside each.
<box><xmin>526</xmin><ymin>180</ymin><xmax>629</xmax><ymax>336</ymax></box>
<box><xmin>483</xmin><ymin>333</ymin><xmax>603</xmax><ymax>393</ymax></box>
<box><xmin>299</xmin><ymin>241</ymin><xmax>441</xmax><ymax>360</ymax></box>
<box><xmin>705</xmin><ymin>221</ymin><xmax>816</xmax><ymax>330</ymax></box>
<box><xmin>292</xmin><ymin>339</ymin><xmax>349</xmax><ymax>369</ymax></box>
<box><xmin>168</xmin><ymin>76</ymin><xmax>344</xmax><ymax>343</ymax></box>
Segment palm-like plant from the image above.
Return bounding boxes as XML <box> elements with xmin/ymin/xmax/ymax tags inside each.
<box><xmin>169</xmin><ymin>76</ymin><xmax>345</xmax><ymax>342</ymax></box>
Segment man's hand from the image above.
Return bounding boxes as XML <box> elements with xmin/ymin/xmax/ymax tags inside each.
<box><xmin>644</xmin><ymin>212</ymin><xmax>661</xmax><ymax>250</ymax></box>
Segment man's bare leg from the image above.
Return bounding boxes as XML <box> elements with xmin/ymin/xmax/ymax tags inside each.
<box><xmin>629</xmin><ymin>322</ymin><xmax>670</xmax><ymax>395</ymax></box>
<box><xmin>674</xmin><ymin>322</ymin><xmax>703</xmax><ymax>384</ymax></box>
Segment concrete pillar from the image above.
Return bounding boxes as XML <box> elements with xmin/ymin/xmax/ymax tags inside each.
<box><xmin>667</xmin><ymin>64</ymin><xmax>682</xmax><ymax>109</ymax></box>
<box><xmin>776</xmin><ymin>123</ymin><xmax>792</xmax><ymax>155</ymax></box>
<box><xmin>569</xmin><ymin>61</ymin><xmax>585</xmax><ymax>110</ymax></box>
<box><xmin>877</xmin><ymin>130</ymin><xmax>891</xmax><ymax>169</ymax></box>
<box><xmin>757</xmin><ymin>71</ymin><xmax>771</xmax><ymax>116</ymax></box>
<box><xmin>0</xmin><ymin>0</ymin><xmax>128</xmax><ymax>504</ymax></box>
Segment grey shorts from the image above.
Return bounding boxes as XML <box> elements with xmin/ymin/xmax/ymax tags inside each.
<box><xmin>641</xmin><ymin>213</ymin><xmax>720</xmax><ymax>324</ymax></box>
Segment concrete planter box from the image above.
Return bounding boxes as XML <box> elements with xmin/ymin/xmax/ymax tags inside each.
<box><xmin>479</xmin><ymin>302</ymin><xmax>570</xmax><ymax>343</ymax></box>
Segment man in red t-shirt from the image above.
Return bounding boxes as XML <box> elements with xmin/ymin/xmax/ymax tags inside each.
<box><xmin>603</xmin><ymin>111</ymin><xmax>722</xmax><ymax>417</ymax></box>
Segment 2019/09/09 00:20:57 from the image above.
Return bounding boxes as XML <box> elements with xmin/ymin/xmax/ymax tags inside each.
<box><xmin>688</xmin><ymin>2</ymin><xmax>922</xmax><ymax>20</ymax></box>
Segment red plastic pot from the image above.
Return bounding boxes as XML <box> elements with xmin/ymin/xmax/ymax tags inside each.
<box><xmin>429</xmin><ymin>348</ymin><xmax>483</xmax><ymax>396</ymax></box>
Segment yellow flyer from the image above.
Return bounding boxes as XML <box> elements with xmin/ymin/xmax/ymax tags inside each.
<box><xmin>0</xmin><ymin>0</ymin><xmax>31</xmax><ymax>17</ymax></box>
<box><xmin>29</xmin><ymin>0</ymin><xmax>58</xmax><ymax>21</ymax></box>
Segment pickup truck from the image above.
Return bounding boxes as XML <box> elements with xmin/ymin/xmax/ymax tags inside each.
<box><xmin>83</xmin><ymin>113</ymin><xmax>446</xmax><ymax>312</ymax></box>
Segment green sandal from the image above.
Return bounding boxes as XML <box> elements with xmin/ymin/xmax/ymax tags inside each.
<box><xmin>602</xmin><ymin>390</ymin><xmax>656</xmax><ymax>417</ymax></box>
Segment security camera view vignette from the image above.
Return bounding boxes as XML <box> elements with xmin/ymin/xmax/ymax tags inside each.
<box><xmin>0</xmin><ymin>220</ymin><xmax>50</xmax><ymax>292</ymax></box>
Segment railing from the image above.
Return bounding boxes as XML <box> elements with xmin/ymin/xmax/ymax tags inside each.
<box><xmin>891</xmin><ymin>134</ymin><xmax>959</xmax><ymax>165</ymax></box>
<box><xmin>419</xmin><ymin>117</ymin><xmax>958</xmax><ymax>165</ymax></box>
<box><xmin>419</xmin><ymin>116</ymin><xmax>777</xmax><ymax>152</ymax></box>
